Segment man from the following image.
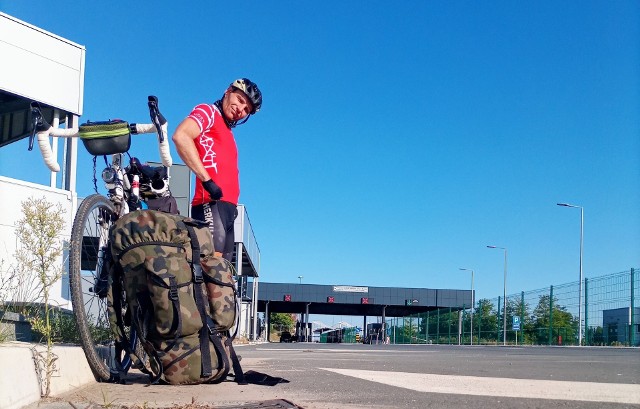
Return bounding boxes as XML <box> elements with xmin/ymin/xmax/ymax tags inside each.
<box><xmin>172</xmin><ymin>78</ymin><xmax>262</xmax><ymax>261</ymax></box>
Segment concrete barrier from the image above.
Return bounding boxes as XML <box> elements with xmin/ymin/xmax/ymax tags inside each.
<box><xmin>0</xmin><ymin>342</ymin><xmax>96</xmax><ymax>409</ymax></box>
<box><xmin>0</xmin><ymin>343</ymin><xmax>40</xmax><ymax>409</ymax></box>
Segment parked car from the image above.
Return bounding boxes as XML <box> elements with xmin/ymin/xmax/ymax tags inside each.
<box><xmin>279</xmin><ymin>331</ymin><xmax>292</xmax><ymax>343</ymax></box>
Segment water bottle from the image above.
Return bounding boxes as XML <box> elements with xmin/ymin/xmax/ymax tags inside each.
<box><xmin>132</xmin><ymin>174</ymin><xmax>140</xmax><ymax>200</ymax></box>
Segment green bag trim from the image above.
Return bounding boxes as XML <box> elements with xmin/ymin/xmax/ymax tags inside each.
<box><xmin>79</xmin><ymin>121</ymin><xmax>130</xmax><ymax>139</ymax></box>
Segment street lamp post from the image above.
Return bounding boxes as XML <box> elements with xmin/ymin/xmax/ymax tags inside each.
<box><xmin>487</xmin><ymin>245</ymin><xmax>507</xmax><ymax>345</ymax></box>
<box><xmin>557</xmin><ymin>202</ymin><xmax>584</xmax><ymax>346</ymax></box>
<box><xmin>459</xmin><ymin>268</ymin><xmax>475</xmax><ymax>345</ymax></box>
<box><xmin>298</xmin><ymin>275</ymin><xmax>303</xmax><ymax>284</ymax></box>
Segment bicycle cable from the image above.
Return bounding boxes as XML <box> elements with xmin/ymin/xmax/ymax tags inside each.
<box><xmin>92</xmin><ymin>156</ymin><xmax>98</xmax><ymax>193</ymax></box>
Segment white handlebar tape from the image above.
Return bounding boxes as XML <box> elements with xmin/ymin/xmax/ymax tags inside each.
<box><xmin>37</xmin><ymin>130</ymin><xmax>60</xmax><ymax>172</ymax></box>
<box><xmin>133</xmin><ymin>123</ymin><xmax>173</xmax><ymax>167</ymax></box>
<box><xmin>37</xmin><ymin>127</ymin><xmax>79</xmax><ymax>172</ymax></box>
<box><xmin>38</xmin><ymin>123</ymin><xmax>172</xmax><ymax>172</ymax></box>
<box><xmin>158</xmin><ymin>123</ymin><xmax>173</xmax><ymax>167</ymax></box>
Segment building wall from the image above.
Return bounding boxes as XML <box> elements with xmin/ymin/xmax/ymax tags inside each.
<box><xmin>238</xmin><ymin>302</ymin><xmax>252</xmax><ymax>340</ymax></box>
<box><xmin>0</xmin><ymin>175</ymin><xmax>75</xmax><ymax>309</ymax></box>
<box><xmin>603</xmin><ymin>307</ymin><xmax>640</xmax><ymax>346</ymax></box>
<box><xmin>0</xmin><ymin>12</ymin><xmax>85</xmax><ymax>116</ymax></box>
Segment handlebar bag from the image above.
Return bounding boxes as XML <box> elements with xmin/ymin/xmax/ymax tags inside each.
<box><xmin>79</xmin><ymin>119</ymin><xmax>131</xmax><ymax>156</ymax></box>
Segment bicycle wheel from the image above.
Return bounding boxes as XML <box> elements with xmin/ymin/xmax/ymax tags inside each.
<box><xmin>68</xmin><ymin>194</ymin><xmax>123</xmax><ymax>381</ymax></box>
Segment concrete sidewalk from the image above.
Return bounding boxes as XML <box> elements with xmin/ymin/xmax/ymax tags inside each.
<box><xmin>0</xmin><ymin>342</ymin><xmax>96</xmax><ymax>409</ymax></box>
<box><xmin>0</xmin><ymin>340</ymin><xmax>269</xmax><ymax>409</ymax></box>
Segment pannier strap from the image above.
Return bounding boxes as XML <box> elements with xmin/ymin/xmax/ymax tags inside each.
<box><xmin>229</xmin><ymin>342</ymin><xmax>247</xmax><ymax>384</ymax></box>
<box><xmin>180</xmin><ymin>222</ymin><xmax>213</xmax><ymax>378</ymax></box>
<box><xmin>203</xmin><ymin>274</ymin><xmax>236</xmax><ymax>290</ymax></box>
<box><xmin>180</xmin><ymin>220</ymin><xmax>245</xmax><ymax>384</ymax></box>
<box><xmin>210</xmin><ymin>328</ymin><xmax>231</xmax><ymax>381</ymax></box>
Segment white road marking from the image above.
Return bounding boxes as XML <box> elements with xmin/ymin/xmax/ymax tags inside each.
<box><xmin>319</xmin><ymin>368</ymin><xmax>640</xmax><ymax>404</ymax></box>
<box><xmin>257</xmin><ymin>348</ymin><xmax>436</xmax><ymax>354</ymax></box>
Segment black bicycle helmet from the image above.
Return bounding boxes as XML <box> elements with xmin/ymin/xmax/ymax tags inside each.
<box><xmin>215</xmin><ymin>78</ymin><xmax>263</xmax><ymax>128</ymax></box>
<box><xmin>230</xmin><ymin>78</ymin><xmax>262</xmax><ymax>114</ymax></box>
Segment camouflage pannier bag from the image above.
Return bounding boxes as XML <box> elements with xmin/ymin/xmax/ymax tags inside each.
<box><xmin>108</xmin><ymin>209</ymin><xmax>246</xmax><ymax>385</ymax></box>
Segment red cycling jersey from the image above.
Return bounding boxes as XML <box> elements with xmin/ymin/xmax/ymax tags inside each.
<box><xmin>187</xmin><ymin>104</ymin><xmax>240</xmax><ymax>206</ymax></box>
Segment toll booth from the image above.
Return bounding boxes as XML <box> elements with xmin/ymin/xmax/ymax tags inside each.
<box><xmin>295</xmin><ymin>321</ymin><xmax>312</xmax><ymax>342</ymax></box>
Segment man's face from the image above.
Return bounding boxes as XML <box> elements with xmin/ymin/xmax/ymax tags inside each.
<box><xmin>222</xmin><ymin>89</ymin><xmax>254</xmax><ymax>122</ymax></box>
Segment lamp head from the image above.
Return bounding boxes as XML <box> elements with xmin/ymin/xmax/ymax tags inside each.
<box><xmin>557</xmin><ymin>202</ymin><xmax>581</xmax><ymax>209</ymax></box>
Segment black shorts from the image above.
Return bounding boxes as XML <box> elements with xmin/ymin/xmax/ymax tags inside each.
<box><xmin>191</xmin><ymin>201</ymin><xmax>237</xmax><ymax>261</ymax></box>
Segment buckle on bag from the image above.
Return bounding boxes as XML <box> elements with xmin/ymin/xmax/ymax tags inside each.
<box><xmin>168</xmin><ymin>276</ymin><xmax>179</xmax><ymax>300</ymax></box>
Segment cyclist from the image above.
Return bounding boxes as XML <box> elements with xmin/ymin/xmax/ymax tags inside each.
<box><xmin>172</xmin><ymin>78</ymin><xmax>262</xmax><ymax>261</ymax></box>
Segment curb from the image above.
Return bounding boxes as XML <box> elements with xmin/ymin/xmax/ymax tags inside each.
<box><xmin>0</xmin><ymin>342</ymin><xmax>96</xmax><ymax>409</ymax></box>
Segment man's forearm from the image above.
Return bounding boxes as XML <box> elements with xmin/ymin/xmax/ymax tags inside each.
<box><xmin>172</xmin><ymin>122</ymin><xmax>211</xmax><ymax>182</ymax></box>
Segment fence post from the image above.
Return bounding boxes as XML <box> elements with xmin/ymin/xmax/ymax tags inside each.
<box><xmin>403</xmin><ymin>316</ymin><xmax>407</xmax><ymax>343</ymax></box>
<box><xmin>436</xmin><ymin>309</ymin><xmax>440</xmax><ymax>344</ymax></box>
<box><xmin>497</xmin><ymin>296</ymin><xmax>501</xmax><ymax>343</ymax></box>
<box><xmin>584</xmin><ymin>278</ymin><xmax>589</xmax><ymax>346</ymax></box>
<box><xmin>393</xmin><ymin>317</ymin><xmax>396</xmax><ymax>344</ymax></box>
<box><xmin>462</xmin><ymin>304</ymin><xmax>466</xmax><ymax>344</ymax></box>
<box><xmin>425</xmin><ymin>311</ymin><xmax>429</xmax><ymax>343</ymax></box>
<box><xmin>631</xmin><ymin>268</ymin><xmax>636</xmax><ymax>347</ymax></box>
<box><xmin>521</xmin><ymin>291</ymin><xmax>525</xmax><ymax>344</ymax></box>
<box><xmin>549</xmin><ymin>285</ymin><xmax>554</xmax><ymax>345</ymax></box>
<box><xmin>410</xmin><ymin>315</ymin><xmax>414</xmax><ymax>344</ymax></box>
<box><xmin>477</xmin><ymin>306</ymin><xmax>481</xmax><ymax>345</ymax></box>
<box><xmin>448</xmin><ymin>307</ymin><xmax>452</xmax><ymax>344</ymax></box>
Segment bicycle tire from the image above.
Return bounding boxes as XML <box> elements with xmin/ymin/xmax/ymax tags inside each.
<box><xmin>68</xmin><ymin>194</ymin><xmax>120</xmax><ymax>381</ymax></box>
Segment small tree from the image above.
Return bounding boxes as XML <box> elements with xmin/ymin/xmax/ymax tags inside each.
<box><xmin>0</xmin><ymin>258</ymin><xmax>16</xmax><ymax>342</ymax></box>
<box><xmin>530</xmin><ymin>294</ymin><xmax>577</xmax><ymax>345</ymax></box>
<box><xmin>270</xmin><ymin>312</ymin><xmax>295</xmax><ymax>332</ymax></box>
<box><xmin>13</xmin><ymin>197</ymin><xmax>66</xmax><ymax>397</ymax></box>
<box><xmin>475</xmin><ymin>298</ymin><xmax>498</xmax><ymax>343</ymax></box>
<box><xmin>0</xmin><ymin>259</ymin><xmax>8</xmax><ymax>301</ymax></box>
<box><xmin>394</xmin><ymin>316</ymin><xmax>418</xmax><ymax>344</ymax></box>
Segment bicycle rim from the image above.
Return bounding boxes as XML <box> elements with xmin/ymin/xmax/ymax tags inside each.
<box><xmin>69</xmin><ymin>194</ymin><xmax>119</xmax><ymax>381</ymax></box>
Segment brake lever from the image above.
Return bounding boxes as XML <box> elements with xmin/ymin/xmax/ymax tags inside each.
<box><xmin>128</xmin><ymin>157</ymin><xmax>143</xmax><ymax>175</ymax></box>
<box><xmin>28</xmin><ymin>102</ymin><xmax>51</xmax><ymax>151</ymax></box>
<box><xmin>28</xmin><ymin>103</ymin><xmax>41</xmax><ymax>151</ymax></box>
<box><xmin>148</xmin><ymin>95</ymin><xmax>167</xmax><ymax>142</ymax></box>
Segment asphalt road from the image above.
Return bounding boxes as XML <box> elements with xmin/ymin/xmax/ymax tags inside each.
<box><xmin>31</xmin><ymin>343</ymin><xmax>640</xmax><ymax>409</ymax></box>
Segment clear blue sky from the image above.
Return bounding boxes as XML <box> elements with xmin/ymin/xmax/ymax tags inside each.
<box><xmin>1</xmin><ymin>1</ymin><xmax>638</xmax><ymax>304</ymax></box>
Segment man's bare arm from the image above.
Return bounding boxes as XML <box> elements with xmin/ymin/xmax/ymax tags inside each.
<box><xmin>171</xmin><ymin>118</ymin><xmax>211</xmax><ymax>182</ymax></box>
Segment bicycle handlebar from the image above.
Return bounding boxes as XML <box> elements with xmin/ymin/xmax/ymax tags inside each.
<box><xmin>30</xmin><ymin>96</ymin><xmax>173</xmax><ymax>172</ymax></box>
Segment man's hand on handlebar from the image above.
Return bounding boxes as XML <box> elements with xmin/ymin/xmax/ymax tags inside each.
<box><xmin>203</xmin><ymin>179</ymin><xmax>223</xmax><ymax>201</ymax></box>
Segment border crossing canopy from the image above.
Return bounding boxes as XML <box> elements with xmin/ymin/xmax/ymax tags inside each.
<box><xmin>249</xmin><ymin>282</ymin><xmax>473</xmax><ymax>316</ymax></box>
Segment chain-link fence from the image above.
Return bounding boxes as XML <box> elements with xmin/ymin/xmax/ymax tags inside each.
<box><xmin>386</xmin><ymin>268</ymin><xmax>639</xmax><ymax>346</ymax></box>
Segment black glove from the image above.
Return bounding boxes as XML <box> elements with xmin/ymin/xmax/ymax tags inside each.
<box><xmin>202</xmin><ymin>179</ymin><xmax>223</xmax><ymax>201</ymax></box>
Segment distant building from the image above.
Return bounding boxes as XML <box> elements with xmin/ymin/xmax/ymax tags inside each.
<box><xmin>603</xmin><ymin>307</ymin><xmax>640</xmax><ymax>346</ymax></box>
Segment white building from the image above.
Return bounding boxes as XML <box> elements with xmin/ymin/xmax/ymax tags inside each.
<box><xmin>0</xmin><ymin>12</ymin><xmax>84</xmax><ymax>309</ymax></box>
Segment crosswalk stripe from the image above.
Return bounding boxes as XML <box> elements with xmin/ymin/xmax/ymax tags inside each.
<box><xmin>319</xmin><ymin>368</ymin><xmax>640</xmax><ymax>404</ymax></box>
